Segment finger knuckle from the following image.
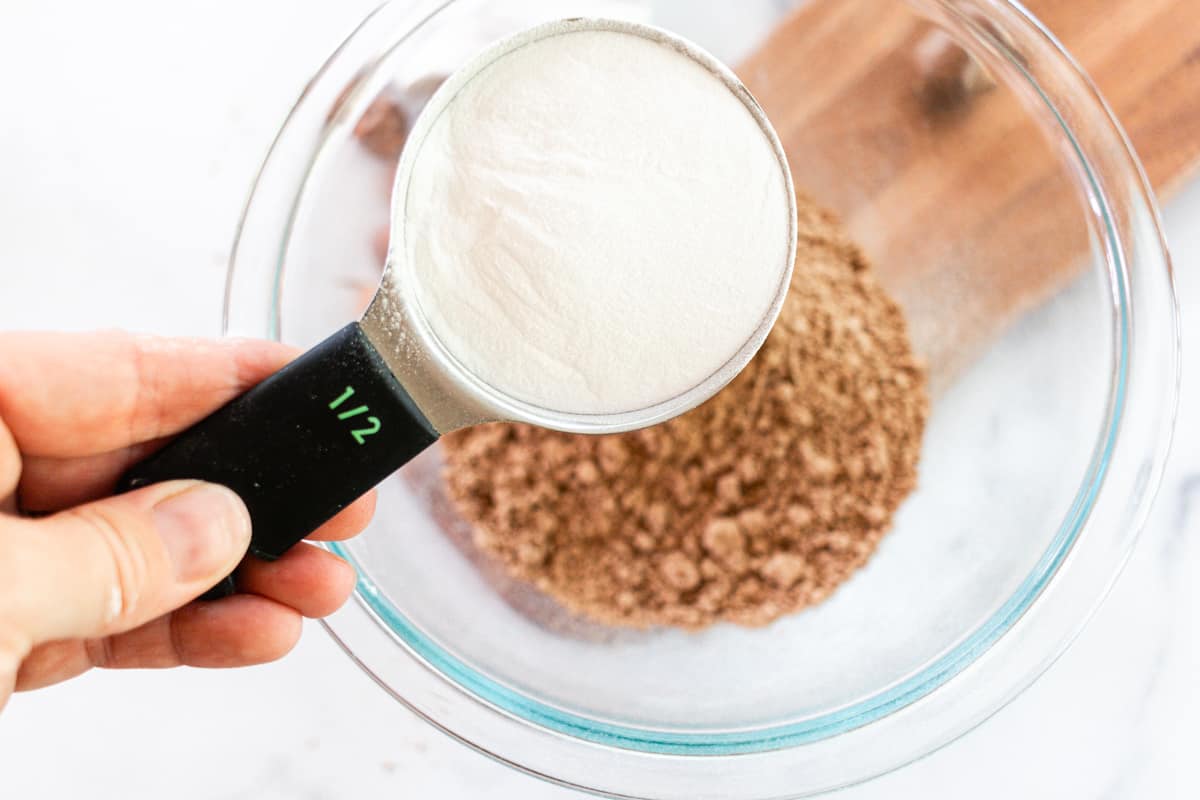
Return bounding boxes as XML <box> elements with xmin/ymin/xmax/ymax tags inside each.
<box><xmin>83</xmin><ymin>634</ymin><xmax>116</xmax><ymax>670</ymax></box>
<box><xmin>69</xmin><ymin>506</ymin><xmax>149</xmax><ymax>628</ymax></box>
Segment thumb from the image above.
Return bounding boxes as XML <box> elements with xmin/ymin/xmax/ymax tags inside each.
<box><xmin>5</xmin><ymin>481</ymin><xmax>250</xmax><ymax>645</ymax></box>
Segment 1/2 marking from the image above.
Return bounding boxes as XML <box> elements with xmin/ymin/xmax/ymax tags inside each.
<box><xmin>329</xmin><ymin>386</ymin><xmax>382</xmax><ymax>444</ymax></box>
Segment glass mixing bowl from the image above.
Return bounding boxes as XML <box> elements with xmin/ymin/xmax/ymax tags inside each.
<box><xmin>224</xmin><ymin>1</ymin><xmax>1179</xmax><ymax>797</ymax></box>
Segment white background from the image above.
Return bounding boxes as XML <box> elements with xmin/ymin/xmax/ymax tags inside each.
<box><xmin>1</xmin><ymin>1</ymin><xmax>1197</xmax><ymax>797</ymax></box>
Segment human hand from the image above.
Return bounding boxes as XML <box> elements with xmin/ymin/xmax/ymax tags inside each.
<box><xmin>0</xmin><ymin>332</ymin><xmax>375</xmax><ymax>711</ymax></box>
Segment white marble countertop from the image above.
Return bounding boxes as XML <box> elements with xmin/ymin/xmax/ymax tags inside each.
<box><xmin>1</xmin><ymin>2</ymin><xmax>1196</xmax><ymax>797</ymax></box>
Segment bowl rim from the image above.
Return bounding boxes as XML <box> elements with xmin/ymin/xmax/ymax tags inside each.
<box><xmin>377</xmin><ymin>16</ymin><xmax>800</xmax><ymax>435</ymax></box>
<box><xmin>223</xmin><ymin>0</ymin><xmax>1181</xmax><ymax>796</ymax></box>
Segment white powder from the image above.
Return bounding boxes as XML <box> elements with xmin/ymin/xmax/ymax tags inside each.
<box><xmin>403</xmin><ymin>25</ymin><xmax>792</xmax><ymax>415</ymax></box>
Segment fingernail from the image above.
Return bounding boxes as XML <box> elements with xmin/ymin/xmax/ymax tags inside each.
<box><xmin>153</xmin><ymin>484</ymin><xmax>251</xmax><ymax>582</ymax></box>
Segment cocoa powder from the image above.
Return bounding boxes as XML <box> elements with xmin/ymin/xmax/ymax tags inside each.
<box><xmin>443</xmin><ymin>195</ymin><xmax>927</xmax><ymax>630</ymax></box>
<box><xmin>354</xmin><ymin>95</ymin><xmax>410</xmax><ymax>160</ymax></box>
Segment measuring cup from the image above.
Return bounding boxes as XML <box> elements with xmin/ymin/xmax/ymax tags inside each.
<box><xmin>119</xmin><ymin>18</ymin><xmax>798</xmax><ymax>595</ymax></box>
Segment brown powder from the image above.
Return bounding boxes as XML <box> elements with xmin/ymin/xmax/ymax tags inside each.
<box><xmin>442</xmin><ymin>196</ymin><xmax>927</xmax><ymax>630</ymax></box>
<box><xmin>352</xmin><ymin>76</ymin><xmax>448</xmax><ymax>161</ymax></box>
<box><xmin>354</xmin><ymin>95</ymin><xmax>410</xmax><ymax>160</ymax></box>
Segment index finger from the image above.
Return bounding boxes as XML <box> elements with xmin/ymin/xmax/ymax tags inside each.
<box><xmin>0</xmin><ymin>332</ymin><xmax>296</xmax><ymax>458</ymax></box>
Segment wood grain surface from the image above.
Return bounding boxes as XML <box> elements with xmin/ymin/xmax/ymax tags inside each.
<box><xmin>740</xmin><ymin>0</ymin><xmax>1200</xmax><ymax>383</ymax></box>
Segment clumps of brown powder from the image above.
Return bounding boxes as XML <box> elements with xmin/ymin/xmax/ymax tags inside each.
<box><xmin>441</xmin><ymin>196</ymin><xmax>928</xmax><ymax>629</ymax></box>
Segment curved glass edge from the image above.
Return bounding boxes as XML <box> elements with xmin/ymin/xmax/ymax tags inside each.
<box><xmin>329</xmin><ymin>298</ymin><xmax>1121</xmax><ymax>754</ymax></box>
<box><xmin>229</xmin><ymin>0</ymin><xmax>1180</xmax><ymax>785</ymax></box>
<box><xmin>321</xmin><ymin>3</ymin><xmax>1134</xmax><ymax>757</ymax></box>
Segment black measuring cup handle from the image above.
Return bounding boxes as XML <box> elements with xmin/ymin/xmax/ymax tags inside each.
<box><xmin>117</xmin><ymin>322</ymin><xmax>439</xmax><ymax>599</ymax></box>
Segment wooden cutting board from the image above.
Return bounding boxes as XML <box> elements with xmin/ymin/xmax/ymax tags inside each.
<box><xmin>739</xmin><ymin>0</ymin><xmax>1200</xmax><ymax>386</ymax></box>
